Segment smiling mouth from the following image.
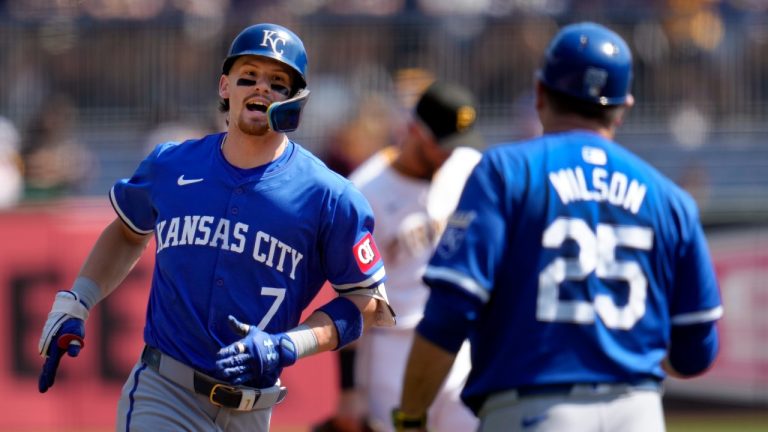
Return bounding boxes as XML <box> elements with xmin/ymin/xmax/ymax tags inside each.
<box><xmin>245</xmin><ymin>100</ymin><xmax>268</xmax><ymax>113</ymax></box>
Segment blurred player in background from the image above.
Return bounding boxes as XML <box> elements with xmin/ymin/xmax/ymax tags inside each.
<box><xmin>0</xmin><ymin>116</ymin><xmax>23</xmax><ymax>209</ymax></box>
<box><xmin>316</xmin><ymin>82</ymin><xmax>483</xmax><ymax>432</ymax></box>
<box><xmin>394</xmin><ymin>22</ymin><xmax>723</xmax><ymax>432</ymax></box>
<box><xmin>36</xmin><ymin>22</ymin><xmax>394</xmax><ymax>431</ymax></box>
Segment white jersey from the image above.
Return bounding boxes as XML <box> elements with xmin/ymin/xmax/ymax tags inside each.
<box><xmin>427</xmin><ymin>146</ymin><xmax>483</xmax><ymax>222</ymax></box>
<box><xmin>350</xmin><ymin>148</ymin><xmax>433</xmax><ymax>328</ymax></box>
<box><xmin>350</xmin><ymin>146</ymin><xmax>481</xmax><ymax>432</ymax></box>
<box><xmin>350</xmin><ymin>147</ymin><xmax>482</xmax><ymax>328</ymax></box>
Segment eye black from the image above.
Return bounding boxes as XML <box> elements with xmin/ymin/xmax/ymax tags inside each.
<box><xmin>271</xmin><ymin>84</ymin><xmax>290</xmax><ymax>97</ymax></box>
<box><xmin>237</xmin><ymin>78</ymin><xmax>256</xmax><ymax>87</ymax></box>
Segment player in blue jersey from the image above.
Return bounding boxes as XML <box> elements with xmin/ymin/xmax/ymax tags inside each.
<box><xmin>36</xmin><ymin>23</ymin><xmax>394</xmax><ymax>431</ymax></box>
<box><xmin>393</xmin><ymin>22</ymin><xmax>723</xmax><ymax>432</ymax></box>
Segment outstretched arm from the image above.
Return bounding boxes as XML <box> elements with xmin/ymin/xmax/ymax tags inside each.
<box><xmin>393</xmin><ymin>278</ymin><xmax>480</xmax><ymax>431</ymax></box>
<box><xmin>38</xmin><ymin>217</ymin><xmax>152</xmax><ymax>393</ymax></box>
<box><xmin>395</xmin><ymin>333</ymin><xmax>456</xmax><ymax>431</ymax></box>
<box><xmin>78</xmin><ymin>217</ymin><xmax>153</xmax><ymax>298</ymax></box>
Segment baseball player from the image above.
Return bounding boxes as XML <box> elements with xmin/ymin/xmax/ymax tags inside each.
<box><xmin>37</xmin><ymin>22</ymin><xmax>394</xmax><ymax>431</ymax></box>
<box><xmin>393</xmin><ymin>22</ymin><xmax>723</xmax><ymax>432</ymax></box>
<box><xmin>316</xmin><ymin>82</ymin><xmax>483</xmax><ymax>432</ymax></box>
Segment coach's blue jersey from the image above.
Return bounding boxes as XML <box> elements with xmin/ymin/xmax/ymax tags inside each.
<box><xmin>423</xmin><ymin>130</ymin><xmax>722</xmax><ymax>410</ymax></box>
<box><xmin>110</xmin><ymin>133</ymin><xmax>385</xmax><ymax>374</ymax></box>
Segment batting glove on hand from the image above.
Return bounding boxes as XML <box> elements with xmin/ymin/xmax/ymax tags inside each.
<box><xmin>215</xmin><ymin>315</ymin><xmax>297</xmax><ymax>387</ymax></box>
<box><xmin>38</xmin><ymin>290</ymin><xmax>89</xmax><ymax>393</ymax></box>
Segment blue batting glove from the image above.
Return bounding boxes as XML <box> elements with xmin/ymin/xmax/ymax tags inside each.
<box><xmin>39</xmin><ymin>318</ymin><xmax>85</xmax><ymax>393</ymax></box>
<box><xmin>215</xmin><ymin>315</ymin><xmax>297</xmax><ymax>387</ymax></box>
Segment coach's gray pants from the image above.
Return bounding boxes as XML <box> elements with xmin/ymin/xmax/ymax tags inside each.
<box><xmin>116</xmin><ymin>361</ymin><xmax>271</xmax><ymax>432</ymax></box>
<box><xmin>478</xmin><ymin>385</ymin><xmax>665</xmax><ymax>432</ymax></box>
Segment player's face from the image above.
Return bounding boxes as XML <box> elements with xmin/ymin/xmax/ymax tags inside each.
<box><xmin>413</xmin><ymin>121</ymin><xmax>451</xmax><ymax>178</ymax></box>
<box><xmin>219</xmin><ymin>56</ymin><xmax>294</xmax><ymax>136</ymax></box>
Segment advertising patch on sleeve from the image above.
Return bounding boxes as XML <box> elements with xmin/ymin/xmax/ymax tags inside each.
<box><xmin>353</xmin><ymin>233</ymin><xmax>381</xmax><ymax>273</ymax></box>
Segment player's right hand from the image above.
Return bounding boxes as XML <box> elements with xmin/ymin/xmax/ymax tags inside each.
<box><xmin>38</xmin><ymin>291</ymin><xmax>89</xmax><ymax>393</ymax></box>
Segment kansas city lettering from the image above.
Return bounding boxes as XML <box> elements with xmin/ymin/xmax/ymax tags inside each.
<box><xmin>155</xmin><ymin>216</ymin><xmax>303</xmax><ymax>279</ymax></box>
<box><xmin>549</xmin><ymin>166</ymin><xmax>647</xmax><ymax>214</ymax></box>
<box><xmin>252</xmin><ymin>231</ymin><xmax>303</xmax><ymax>280</ymax></box>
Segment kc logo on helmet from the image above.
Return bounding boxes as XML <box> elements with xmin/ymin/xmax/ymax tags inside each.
<box><xmin>584</xmin><ymin>67</ymin><xmax>608</xmax><ymax>98</ymax></box>
<box><xmin>261</xmin><ymin>30</ymin><xmax>287</xmax><ymax>55</ymax></box>
<box><xmin>353</xmin><ymin>233</ymin><xmax>381</xmax><ymax>273</ymax></box>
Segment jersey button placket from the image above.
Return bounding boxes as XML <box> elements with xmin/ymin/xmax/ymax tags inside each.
<box><xmin>232</xmin><ymin>184</ymin><xmax>245</xmax><ymax>215</ymax></box>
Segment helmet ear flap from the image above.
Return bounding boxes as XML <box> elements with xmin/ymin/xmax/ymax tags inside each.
<box><xmin>267</xmin><ymin>89</ymin><xmax>310</xmax><ymax>133</ymax></box>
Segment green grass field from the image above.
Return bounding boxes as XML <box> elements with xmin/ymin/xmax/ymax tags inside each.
<box><xmin>667</xmin><ymin>412</ymin><xmax>768</xmax><ymax>432</ymax></box>
<box><xmin>664</xmin><ymin>396</ymin><xmax>768</xmax><ymax>432</ymax></box>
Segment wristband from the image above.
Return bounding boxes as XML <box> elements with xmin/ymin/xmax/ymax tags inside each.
<box><xmin>391</xmin><ymin>408</ymin><xmax>427</xmax><ymax>431</ymax></box>
<box><xmin>284</xmin><ymin>324</ymin><xmax>318</xmax><ymax>360</ymax></box>
<box><xmin>316</xmin><ymin>296</ymin><xmax>363</xmax><ymax>350</ymax></box>
<box><xmin>70</xmin><ymin>276</ymin><xmax>103</xmax><ymax>309</ymax></box>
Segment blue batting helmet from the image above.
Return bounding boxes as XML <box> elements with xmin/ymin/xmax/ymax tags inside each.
<box><xmin>222</xmin><ymin>23</ymin><xmax>310</xmax><ymax>132</ymax></box>
<box><xmin>538</xmin><ymin>22</ymin><xmax>632</xmax><ymax>106</ymax></box>
<box><xmin>222</xmin><ymin>23</ymin><xmax>308</xmax><ymax>92</ymax></box>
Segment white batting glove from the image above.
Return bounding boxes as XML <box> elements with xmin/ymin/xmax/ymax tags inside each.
<box><xmin>38</xmin><ymin>290</ymin><xmax>89</xmax><ymax>356</ymax></box>
<box><xmin>38</xmin><ymin>290</ymin><xmax>89</xmax><ymax>393</ymax></box>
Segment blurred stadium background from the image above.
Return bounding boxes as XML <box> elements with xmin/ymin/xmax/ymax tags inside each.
<box><xmin>0</xmin><ymin>0</ymin><xmax>765</xmax><ymax>431</ymax></box>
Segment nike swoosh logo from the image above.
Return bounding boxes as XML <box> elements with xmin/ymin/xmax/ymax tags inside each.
<box><xmin>177</xmin><ymin>175</ymin><xmax>204</xmax><ymax>186</ymax></box>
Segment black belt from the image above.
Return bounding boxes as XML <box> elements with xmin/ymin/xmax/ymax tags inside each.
<box><xmin>141</xmin><ymin>345</ymin><xmax>287</xmax><ymax>411</ymax></box>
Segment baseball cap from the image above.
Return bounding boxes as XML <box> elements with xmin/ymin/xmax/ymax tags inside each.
<box><xmin>415</xmin><ymin>81</ymin><xmax>484</xmax><ymax>150</ymax></box>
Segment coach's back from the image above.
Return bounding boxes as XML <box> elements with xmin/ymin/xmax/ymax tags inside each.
<box><xmin>430</xmin><ymin>130</ymin><xmax>720</xmax><ymax>412</ymax></box>
<box><xmin>399</xmin><ymin>22</ymin><xmax>722</xmax><ymax>432</ymax></box>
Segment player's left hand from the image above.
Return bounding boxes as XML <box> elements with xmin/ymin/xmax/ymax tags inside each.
<box><xmin>215</xmin><ymin>315</ymin><xmax>297</xmax><ymax>387</ymax></box>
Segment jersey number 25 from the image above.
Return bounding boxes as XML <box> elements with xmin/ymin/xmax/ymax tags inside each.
<box><xmin>537</xmin><ymin>217</ymin><xmax>653</xmax><ymax>330</ymax></box>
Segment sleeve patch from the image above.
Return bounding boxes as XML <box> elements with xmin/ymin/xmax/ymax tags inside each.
<box><xmin>353</xmin><ymin>233</ymin><xmax>381</xmax><ymax>273</ymax></box>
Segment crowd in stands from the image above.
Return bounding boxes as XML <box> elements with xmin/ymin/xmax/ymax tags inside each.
<box><xmin>0</xmin><ymin>1</ymin><xmax>765</xmax><ymax>223</ymax></box>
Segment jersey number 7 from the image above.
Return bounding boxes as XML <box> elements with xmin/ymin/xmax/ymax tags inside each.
<box><xmin>257</xmin><ymin>287</ymin><xmax>286</xmax><ymax>330</ymax></box>
<box><xmin>537</xmin><ymin>217</ymin><xmax>654</xmax><ymax>330</ymax></box>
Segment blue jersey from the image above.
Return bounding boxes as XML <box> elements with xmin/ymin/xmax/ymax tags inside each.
<box><xmin>423</xmin><ymin>130</ymin><xmax>722</xmax><ymax>410</ymax></box>
<box><xmin>110</xmin><ymin>133</ymin><xmax>385</xmax><ymax>374</ymax></box>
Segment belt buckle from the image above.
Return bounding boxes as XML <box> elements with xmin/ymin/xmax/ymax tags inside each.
<box><xmin>209</xmin><ymin>383</ymin><xmax>238</xmax><ymax>407</ymax></box>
